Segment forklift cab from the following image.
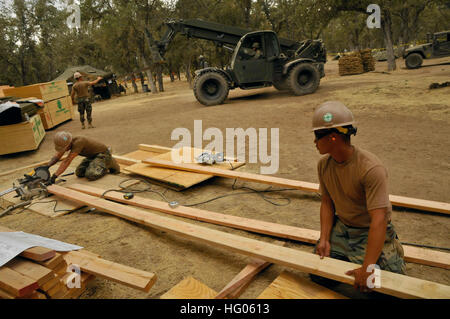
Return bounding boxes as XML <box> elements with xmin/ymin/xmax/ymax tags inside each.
<box><xmin>231</xmin><ymin>31</ymin><xmax>281</xmax><ymax>86</ymax></box>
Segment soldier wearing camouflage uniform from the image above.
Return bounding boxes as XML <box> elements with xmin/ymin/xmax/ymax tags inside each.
<box><xmin>71</xmin><ymin>72</ymin><xmax>103</xmax><ymax>129</ymax></box>
<box><xmin>311</xmin><ymin>101</ymin><xmax>406</xmax><ymax>292</ymax></box>
<box><xmin>46</xmin><ymin>131</ymin><xmax>120</xmax><ymax>183</ymax></box>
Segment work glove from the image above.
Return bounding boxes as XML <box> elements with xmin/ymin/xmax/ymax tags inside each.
<box><xmin>50</xmin><ymin>174</ymin><xmax>57</xmax><ymax>185</ymax></box>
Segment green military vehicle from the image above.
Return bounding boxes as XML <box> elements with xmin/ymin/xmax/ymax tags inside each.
<box><xmin>404</xmin><ymin>30</ymin><xmax>450</xmax><ymax>69</ymax></box>
<box><xmin>147</xmin><ymin>19</ymin><xmax>326</xmax><ymax>106</ymax></box>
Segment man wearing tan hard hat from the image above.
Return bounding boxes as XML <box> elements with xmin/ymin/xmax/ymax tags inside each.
<box><xmin>45</xmin><ymin>131</ymin><xmax>120</xmax><ymax>183</ymax></box>
<box><xmin>71</xmin><ymin>72</ymin><xmax>103</xmax><ymax>129</ymax></box>
<box><xmin>311</xmin><ymin>101</ymin><xmax>405</xmax><ymax>293</ymax></box>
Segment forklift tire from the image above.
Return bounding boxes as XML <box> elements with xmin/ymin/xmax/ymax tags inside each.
<box><xmin>405</xmin><ymin>53</ymin><xmax>423</xmax><ymax>69</ymax></box>
<box><xmin>194</xmin><ymin>72</ymin><xmax>229</xmax><ymax>106</ymax></box>
<box><xmin>273</xmin><ymin>78</ymin><xmax>289</xmax><ymax>91</ymax></box>
<box><xmin>288</xmin><ymin>63</ymin><xmax>320</xmax><ymax>96</ymax></box>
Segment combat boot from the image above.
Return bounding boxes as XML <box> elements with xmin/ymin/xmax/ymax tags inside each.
<box><xmin>88</xmin><ymin>122</ymin><xmax>94</xmax><ymax>129</ymax></box>
<box><xmin>81</xmin><ymin>122</ymin><xmax>85</xmax><ymax>129</ymax></box>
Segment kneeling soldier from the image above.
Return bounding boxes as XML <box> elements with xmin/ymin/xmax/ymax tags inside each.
<box><xmin>46</xmin><ymin>131</ymin><xmax>120</xmax><ymax>183</ymax></box>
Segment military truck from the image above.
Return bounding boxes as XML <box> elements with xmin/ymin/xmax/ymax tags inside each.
<box><xmin>404</xmin><ymin>30</ymin><xmax>450</xmax><ymax>69</ymax></box>
<box><xmin>146</xmin><ymin>19</ymin><xmax>326</xmax><ymax>106</ymax></box>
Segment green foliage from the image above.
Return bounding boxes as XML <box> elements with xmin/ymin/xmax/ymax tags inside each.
<box><xmin>0</xmin><ymin>0</ymin><xmax>448</xmax><ymax>86</ymax></box>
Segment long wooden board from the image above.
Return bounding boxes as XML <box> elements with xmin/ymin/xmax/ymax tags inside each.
<box><xmin>257</xmin><ymin>271</ymin><xmax>348</xmax><ymax>299</ymax></box>
<box><xmin>160</xmin><ymin>276</ymin><xmax>217</xmax><ymax>299</ymax></box>
<box><xmin>62</xmin><ymin>250</ymin><xmax>156</xmax><ymax>293</ymax></box>
<box><xmin>66</xmin><ymin>184</ymin><xmax>450</xmax><ymax>270</ymax></box>
<box><xmin>47</xmin><ymin>185</ymin><xmax>450</xmax><ymax>299</ymax></box>
<box><xmin>143</xmin><ymin>158</ymin><xmax>450</xmax><ymax>215</ymax></box>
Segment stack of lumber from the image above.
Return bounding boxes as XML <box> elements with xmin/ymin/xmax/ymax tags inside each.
<box><xmin>360</xmin><ymin>49</ymin><xmax>376</xmax><ymax>72</ymax></box>
<box><xmin>338</xmin><ymin>51</ymin><xmax>364</xmax><ymax>76</ymax></box>
<box><xmin>3</xmin><ymin>81</ymin><xmax>74</xmax><ymax>130</ymax></box>
<box><xmin>0</xmin><ymin>248</ymin><xmax>95</xmax><ymax>299</ymax></box>
<box><xmin>0</xmin><ymin>227</ymin><xmax>157</xmax><ymax>299</ymax></box>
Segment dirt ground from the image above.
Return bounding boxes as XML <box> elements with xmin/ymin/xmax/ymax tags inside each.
<box><xmin>0</xmin><ymin>57</ymin><xmax>449</xmax><ymax>299</ymax></box>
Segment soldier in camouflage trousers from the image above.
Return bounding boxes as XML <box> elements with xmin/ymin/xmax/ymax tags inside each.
<box><xmin>77</xmin><ymin>96</ymin><xmax>93</xmax><ymax>128</ymax></box>
<box><xmin>71</xmin><ymin>72</ymin><xmax>103</xmax><ymax>129</ymax></box>
<box><xmin>311</xmin><ymin>101</ymin><xmax>406</xmax><ymax>293</ymax></box>
<box><xmin>314</xmin><ymin>218</ymin><xmax>406</xmax><ymax>273</ymax></box>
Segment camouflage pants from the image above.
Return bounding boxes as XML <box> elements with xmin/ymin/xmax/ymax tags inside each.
<box><xmin>75</xmin><ymin>150</ymin><xmax>120</xmax><ymax>181</ymax></box>
<box><xmin>77</xmin><ymin>97</ymin><xmax>92</xmax><ymax>124</ymax></box>
<box><xmin>315</xmin><ymin>218</ymin><xmax>406</xmax><ymax>274</ymax></box>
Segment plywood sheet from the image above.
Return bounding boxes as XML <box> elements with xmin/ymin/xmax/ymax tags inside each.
<box><xmin>160</xmin><ymin>276</ymin><xmax>217</xmax><ymax>299</ymax></box>
<box><xmin>124</xmin><ymin>147</ymin><xmax>245</xmax><ymax>189</ymax></box>
<box><xmin>257</xmin><ymin>271</ymin><xmax>347</xmax><ymax>299</ymax></box>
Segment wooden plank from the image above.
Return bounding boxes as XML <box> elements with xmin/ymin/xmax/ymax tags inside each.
<box><xmin>40</xmin><ymin>273</ymin><xmax>60</xmax><ymax>291</ymax></box>
<box><xmin>61</xmin><ymin>250</ymin><xmax>156</xmax><ymax>293</ymax></box>
<box><xmin>160</xmin><ymin>276</ymin><xmax>217</xmax><ymax>299</ymax></box>
<box><xmin>216</xmin><ymin>241</ymin><xmax>285</xmax><ymax>299</ymax></box>
<box><xmin>138</xmin><ymin>144</ymin><xmax>172</xmax><ymax>154</ymax></box>
<box><xmin>67</xmin><ymin>184</ymin><xmax>450</xmax><ymax>270</ymax></box>
<box><xmin>216</xmin><ymin>258</ymin><xmax>271</xmax><ymax>299</ymax></box>
<box><xmin>36</xmin><ymin>253</ymin><xmax>64</xmax><ymax>269</ymax></box>
<box><xmin>257</xmin><ymin>271</ymin><xmax>348</xmax><ymax>299</ymax></box>
<box><xmin>48</xmin><ymin>185</ymin><xmax>450</xmax><ymax>299</ymax></box>
<box><xmin>21</xmin><ymin>247</ymin><xmax>56</xmax><ymax>262</ymax></box>
<box><xmin>6</xmin><ymin>257</ymin><xmax>54</xmax><ymax>286</ymax></box>
<box><xmin>0</xmin><ymin>288</ymin><xmax>16</xmax><ymax>299</ymax></box>
<box><xmin>112</xmin><ymin>155</ymin><xmax>140</xmax><ymax>166</ymax></box>
<box><xmin>0</xmin><ymin>267</ymin><xmax>39</xmax><ymax>297</ymax></box>
<box><xmin>143</xmin><ymin>158</ymin><xmax>450</xmax><ymax>215</ymax></box>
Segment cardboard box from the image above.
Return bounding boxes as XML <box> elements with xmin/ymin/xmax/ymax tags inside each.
<box><xmin>0</xmin><ymin>114</ymin><xmax>45</xmax><ymax>155</ymax></box>
<box><xmin>3</xmin><ymin>81</ymin><xmax>69</xmax><ymax>102</ymax></box>
<box><xmin>38</xmin><ymin>96</ymin><xmax>72</xmax><ymax>130</ymax></box>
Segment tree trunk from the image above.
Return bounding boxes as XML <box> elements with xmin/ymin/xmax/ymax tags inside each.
<box><xmin>142</xmin><ymin>57</ymin><xmax>157</xmax><ymax>94</ymax></box>
<box><xmin>185</xmin><ymin>59</ymin><xmax>192</xmax><ymax>88</ymax></box>
<box><xmin>381</xmin><ymin>9</ymin><xmax>396</xmax><ymax>71</ymax></box>
<box><xmin>156</xmin><ymin>63</ymin><xmax>164</xmax><ymax>92</ymax></box>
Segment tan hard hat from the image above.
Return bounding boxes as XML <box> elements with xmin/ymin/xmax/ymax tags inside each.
<box><xmin>312</xmin><ymin>101</ymin><xmax>355</xmax><ymax>131</ymax></box>
<box><xmin>74</xmin><ymin>72</ymin><xmax>82</xmax><ymax>79</ymax></box>
<box><xmin>54</xmin><ymin>131</ymin><xmax>73</xmax><ymax>152</ymax></box>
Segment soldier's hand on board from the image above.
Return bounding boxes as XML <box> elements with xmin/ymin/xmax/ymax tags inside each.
<box><xmin>316</xmin><ymin>239</ymin><xmax>331</xmax><ymax>259</ymax></box>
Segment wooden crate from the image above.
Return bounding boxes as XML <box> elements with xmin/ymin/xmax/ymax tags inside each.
<box><xmin>38</xmin><ymin>96</ymin><xmax>72</xmax><ymax>130</ymax></box>
<box><xmin>66</xmin><ymin>96</ymin><xmax>76</xmax><ymax>120</ymax></box>
<box><xmin>0</xmin><ymin>114</ymin><xmax>45</xmax><ymax>155</ymax></box>
<box><xmin>3</xmin><ymin>81</ymin><xmax>69</xmax><ymax>102</ymax></box>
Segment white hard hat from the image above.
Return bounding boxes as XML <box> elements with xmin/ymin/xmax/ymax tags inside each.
<box><xmin>74</xmin><ymin>72</ymin><xmax>82</xmax><ymax>79</ymax></box>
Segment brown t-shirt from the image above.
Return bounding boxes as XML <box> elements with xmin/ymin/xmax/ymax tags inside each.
<box><xmin>70</xmin><ymin>136</ymin><xmax>108</xmax><ymax>158</ymax></box>
<box><xmin>317</xmin><ymin>146</ymin><xmax>392</xmax><ymax>227</ymax></box>
<box><xmin>72</xmin><ymin>81</ymin><xmax>90</xmax><ymax>98</ymax></box>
